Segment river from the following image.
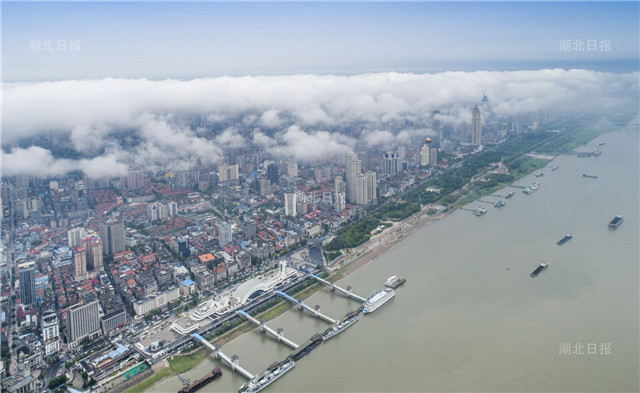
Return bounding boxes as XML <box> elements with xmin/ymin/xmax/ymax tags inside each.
<box><xmin>155</xmin><ymin>128</ymin><xmax>638</xmax><ymax>392</ymax></box>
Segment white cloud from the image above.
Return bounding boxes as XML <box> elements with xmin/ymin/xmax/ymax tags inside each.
<box><xmin>2</xmin><ymin>69</ymin><xmax>637</xmax><ymax>177</ymax></box>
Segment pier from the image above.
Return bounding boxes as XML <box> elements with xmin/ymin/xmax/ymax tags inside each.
<box><xmin>236</xmin><ymin>310</ymin><xmax>299</xmax><ymax>349</ymax></box>
<box><xmin>191</xmin><ymin>333</ymin><xmax>254</xmax><ymax>380</ymax></box>
<box><xmin>301</xmin><ymin>270</ymin><xmax>367</xmax><ymax>303</ymax></box>
<box><xmin>477</xmin><ymin>199</ymin><xmax>494</xmax><ymax>204</ymax></box>
<box><xmin>275</xmin><ymin>290</ymin><xmax>336</xmax><ymax>324</ymax></box>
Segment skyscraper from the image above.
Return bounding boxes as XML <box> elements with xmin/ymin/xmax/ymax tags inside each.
<box><xmin>420</xmin><ymin>144</ymin><xmax>430</xmax><ymax>166</ymax></box>
<box><xmin>284</xmin><ymin>193</ymin><xmax>297</xmax><ymax>217</ymax></box>
<box><xmin>217</xmin><ymin>221</ymin><xmax>232</xmax><ymax>246</ymax></box>
<box><xmin>334</xmin><ymin>176</ymin><xmax>345</xmax><ymax>193</ymax></box>
<box><xmin>460</xmin><ymin>121</ymin><xmax>468</xmax><ymax>144</ymax></box>
<box><xmin>345</xmin><ymin>153</ymin><xmax>361</xmax><ymax>204</ymax></box>
<box><xmin>19</xmin><ymin>262</ymin><xmax>36</xmax><ymax>305</ymax></box>
<box><xmin>471</xmin><ymin>105</ymin><xmax>482</xmax><ymax>145</ymax></box>
<box><xmin>429</xmin><ymin>147</ymin><xmax>438</xmax><ymax>166</ymax></box>
<box><xmin>383</xmin><ymin>152</ymin><xmax>400</xmax><ymax>175</ymax></box>
<box><xmin>84</xmin><ymin>237</ymin><xmax>103</xmax><ymax>271</ymax></box>
<box><xmin>99</xmin><ymin>219</ymin><xmax>125</xmax><ymax>256</ymax></box>
<box><xmin>74</xmin><ymin>246</ymin><xmax>87</xmax><ymax>280</ymax></box>
<box><xmin>267</xmin><ymin>163</ymin><xmax>279</xmax><ymax>185</ymax></box>
<box><xmin>66</xmin><ymin>300</ymin><xmax>101</xmax><ymax>346</ymax></box>
<box><xmin>67</xmin><ymin>227</ymin><xmax>85</xmax><ymax>247</ymax></box>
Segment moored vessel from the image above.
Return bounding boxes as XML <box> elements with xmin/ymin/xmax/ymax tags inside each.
<box><xmin>322</xmin><ymin>310</ymin><xmax>359</xmax><ymax>341</ymax></box>
<box><xmin>178</xmin><ymin>368</ymin><xmax>222</xmax><ymax>393</ymax></box>
<box><xmin>363</xmin><ymin>288</ymin><xmax>395</xmax><ymax>314</ymax></box>
<box><xmin>530</xmin><ymin>261</ymin><xmax>549</xmax><ymax>278</ymax></box>
<box><xmin>238</xmin><ymin>359</ymin><xmax>295</xmax><ymax>393</ymax></box>
<box><xmin>494</xmin><ymin>199</ymin><xmax>505</xmax><ymax>208</ymax></box>
<box><xmin>384</xmin><ymin>275</ymin><xmax>406</xmax><ymax>289</ymax></box>
<box><xmin>473</xmin><ymin>206</ymin><xmax>487</xmax><ymax>216</ymax></box>
<box><xmin>608</xmin><ymin>215</ymin><xmax>623</xmax><ymax>229</ymax></box>
<box><xmin>505</xmin><ymin>191</ymin><xmax>515</xmax><ymax>198</ymax></box>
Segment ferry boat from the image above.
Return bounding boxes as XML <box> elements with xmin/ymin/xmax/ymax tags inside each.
<box><xmin>238</xmin><ymin>359</ymin><xmax>295</xmax><ymax>393</ymax></box>
<box><xmin>473</xmin><ymin>206</ymin><xmax>487</xmax><ymax>216</ymax></box>
<box><xmin>178</xmin><ymin>368</ymin><xmax>222</xmax><ymax>393</ymax></box>
<box><xmin>384</xmin><ymin>275</ymin><xmax>406</xmax><ymax>289</ymax></box>
<box><xmin>494</xmin><ymin>200</ymin><xmax>505</xmax><ymax>208</ymax></box>
<box><xmin>556</xmin><ymin>234</ymin><xmax>572</xmax><ymax>245</ymax></box>
<box><xmin>322</xmin><ymin>311</ymin><xmax>359</xmax><ymax>341</ymax></box>
<box><xmin>363</xmin><ymin>288</ymin><xmax>395</xmax><ymax>314</ymax></box>
<box><xmin>530</xmin><ymin>261</ymin><xmax>549</xmax><ymax>278</ymax></box>
<box><xmin>505</xmin><ymin>191</ymin><xmax>515</xmax><ymax>199</ymax></box>
<box><xmin>608</xmin><ymin>215</ymin><xmax>623</xmax><ymax>229</ymax></box>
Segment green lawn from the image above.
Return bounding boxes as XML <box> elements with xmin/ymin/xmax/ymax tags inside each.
<box><xmin>168</xmin><ymin>349</ymin><xmax>208</xmax><ymax>374</ymax></box>
<box><xmin>122</xmin><ymin>367</ymin><xmax>172</xmax><ymax>393</ymax></box>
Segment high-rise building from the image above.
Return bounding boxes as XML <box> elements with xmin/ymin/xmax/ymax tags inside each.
<box><xmin>218</xmin><ymin>163</ymin><xmax>240</xmax><ymax>183</ymax></box>
<box><xmin>383</xmin><ymin>152</ymin><xmax>401</xmax><ymax>175</ymax></box>
<box><xmin>41</xmin><ymin>312</ymin><xmax>61</xmax><ymax>356</ymax></box>
<box><xmin>286</xmin><ymin>161</ymin><xmax>298</xmax><ymax>178</ymax></box>
<box><xmin>459</xmin><ymin>121</ymin><xmax>468</xmax><ymax>144</ymax></box>
<box><xmin>241</xmin><ymin>219</ymin><xmax>256</xmax><ymax>238</ymax></box>
<box><xmin>217</xmin><ymin>221</ymin><xmax>232</xmax><ymax>246</ymax></box>
<box><xmin>420</xmin><ymin>143</ymin><xmax>430</xmax><ymax>167</ymax></box>
<box><xmin>284</xmin><ymin>193</ymin><xmax>297</xmax><ymax>217</ymax></box>
<box><xmin>19</xmin><ymin>262</ymin><xmax>36</xmax><ymax>305</ymax></box>
<box><xmin>121</xmin><ymin>169</ymin><xmax>144</xmax><ymax>189</ymax></box>
<box><xmin>472</xmin><ymin>105</ymin><xmax>482</xmax><ymax>145</ymax></box>
<box><xmin>334</xmin><ymin>176</ymin><xmax>345</xmax><ymax>194</ymax></box>
<box><xmin>73</xmin><ymin>247</ymin><xmax>87</xmax><ymax>280</ymax></box>
<box><xmin>267</xmin><ymin>163</ymin><xmax>279</xmax><ymax>185</ymax></box>
<box><xmin>314</xmin><ymin>167</ymin><xmax>331</xmax><ymax>183</ymax></box>
<box><xmin>99</xmin><ymin>219</ymin><xmax>125</xmax><ymax>256</ymax></box>
<box><xmin>365</xmin><ymin>171</ymin><xmax>377</xmax><ymax>203</ymax></box>
<box><xmin>334</xmin><ymin>191</ymin><xmax>346</xmax><ymax>212</ymax></box>
<box><xmin>66</xmin><ymin>300</ymin><xmax>101</xmax><ymax>346</ymax></box>
<box><xmin>345</xmin><ymin>153</ymin><xmax>362</xmax><ymax>204</ymax></box>
<box><xmin>84</xmin><ymin>237</ymin><xmax>103</xmax><ymax>271</ymax></box>
<box><xmin>429</xmin><ymin>147</ymin><xmax>438</xmax><ymax>166</ymax></box>
<box><xmin>67</xmin><ymin>227</ymin><xmax>85</xmax><ymax>247</ymax></box>
<box><xmin>177</xmin><ymin>236</ymin><xmax>190</xmax><ymax>258</ymax></box>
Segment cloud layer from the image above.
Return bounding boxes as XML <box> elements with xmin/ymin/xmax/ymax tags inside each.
<box><xmin>2</xmin><ymin>69</ymin><xmax>638</xmax><ymax>177</ymax></box>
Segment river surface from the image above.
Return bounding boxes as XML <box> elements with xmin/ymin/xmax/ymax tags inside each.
<box><xmin>155</xmin><ymin>129</ymin><xmax>639</xmax><ymax>392</ymax></box>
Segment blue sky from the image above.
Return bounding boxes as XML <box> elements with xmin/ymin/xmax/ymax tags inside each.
<box><xmin>2</xmin><ymin>1</ymin><xmax>639</xmax><ymax>81</ymax></box>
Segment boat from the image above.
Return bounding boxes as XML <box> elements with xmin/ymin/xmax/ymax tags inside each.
<box><xmin>384</xmin><ymin>275</ymin><xmax>406</xmax><ymax>289</ymax></box>
<box><xmin>178</xmin><ymin>368</ymin><xmax>222</xmax><ymax>393</ymax></box>
<box><xmin>322</xmin><ymin>310</ymin><xmax>359</xmax><ymax>341</ymax></box>
<box><xmin>363</xmin><ymin>288</ymin><xmax>395</xmax><ymax>314</ymax></box>
<box><xmin>530</xmin><ymin>183</ymin><xmax>539</xmax><ymax>190</ymax></box>
<box><xmin>505</xmin><ymin>191</ymin><xmax>515</xmax><ymax>199</ymax></box>
<box><xmin>608</xmin><ymin>215</ymin><xmax>623</xmax><ymax>229</ymax></box>
<box><xmin>550</xmin><ymin>166</ymin><xmax>559</xmax><ymax>171</ymax></box>
<box><xmin>494</xmin><ymin>200</ymin><xmax>505</xmax><ymax>208</ymax></box>
<box><xmin>530</xmin><ymin>261</ymin><xmax>549</xmax><ymax>278</ymax></box>
<box><xmin>535</xmin><ymin>173</ymin><xmax>544</xmax><ymax>177</ymax></box>
<box><xmin>288</xmin><ymin>333</ymin><xmax>323</xmax><ymax>361</ymax></box>
<box><xmin>556</xmin><ymin>234</ymin><xmax>572</xmax><ymax>245</ymax></box>
<box><xmin>473</xmin><ymin>206</ymin><xmax>487</xmax><ymax>216</ymax></box>
<box><xmin>582</xmin><ymin>174</ymin><xmax>598</xmax><ymax>179</ymax></box>
<box><xmin>522</xmin><ymin>186</ymin><xmax>532</xmax><ymax>194</ymax></box>
<box><xmin>238</xmin><ymin>359</ymin><xmax>295</xmax><ymax>393</ymax></box>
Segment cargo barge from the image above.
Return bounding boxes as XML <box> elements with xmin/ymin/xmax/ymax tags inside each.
<box><xmin>530</xmin><ymin>261</ymin><xmax>549</xmax><ymax>278</ymax></box>
<box><xmin>556</xmin><ymin>234</ymin><xmax>572</xmax><ymax>245</ymax></box>
<box><xmin>238</xmin><ymin>360</ymin><xmax>294</xmax><ymax>393</ymax></box>
<box><xmin>288</xmin><ymin>333</ymin><xmax>323</xmax><ymax>361</ymax></box>
<box><xmin>582</xmin><ymin>174</ymin><xmax>598</xmax><ymax>179</ymax></box>
<box><xmin>178</xmin><ymin>368</ymin><xmax>222</xmax><ymax>393</ymax></box>
<box><xmin>608</xmin><ymin>215</ymin><xmax>623</xmax><ymax>229</ymax></box>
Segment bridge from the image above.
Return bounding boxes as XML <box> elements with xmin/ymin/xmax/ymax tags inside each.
<box><xmin>236</xmin><ymin>310</ymin><xmax>299</xmax><ymax>349</ymax></box>
<box><xmin>301</xmin><ymin>271</ymin><xmax>367</xmax><ymax>303</ymax></box>
<box><xmin>274</xmin><ymin>290</ymin><xmax>336</xmax><ymax>324</ymax></box>
<box><xmin>191</xmin><ymin>333</ymin><xmax>254</xmax><ymax>380</ymax></box>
